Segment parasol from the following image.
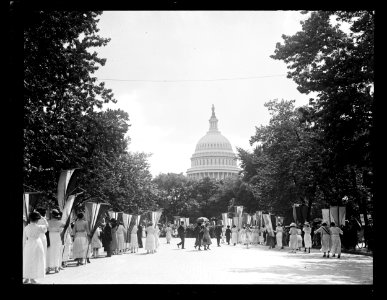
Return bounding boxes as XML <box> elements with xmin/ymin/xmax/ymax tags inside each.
<box><xmin>196</xmin><ymin>217</ymin><xmax>209</xmax><ymax>223</ymax></box>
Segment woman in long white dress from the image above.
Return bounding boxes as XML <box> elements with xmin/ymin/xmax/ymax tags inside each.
<box><xmin>91</xmin><ymin>226</ymin><xmax>102</xmax><ymax>258</ymax></box>
<box><xmin>231</xmin><ymin>225</ymin><xmax>238</xmax><ymax>246</ymax></box>
<box><xmin>47</xmin><ymin>209</ymin><xmax>65</xmax><ymax>273</ymax></box>
<box><xmin>23</xmin><ymin>211</ymin><xmax>48</xmax><ymax>284</ymax></box>
<box><xmin>72</xmin><ymin>212</ymin><xmax>90</xmax><ymax>265</ymax></box>
<box><xmin>36</xmin><ymin>208</ymin><xmax>49</xmax><ymax>274</ymax></box>
<box><xmin>245</xmin><ymin>225</ymin><xmax>252</xmax><ymax>248</ymax></box>
<box><xmin>165</xmin><ymin>224</ymin><xmax>173</xmax><ymax>244</ymax></box>
<box><xmin>303</xmin><ymin>222</ymin><xmax>312</xmax><ymax>253</ymax></box>
<box><xmin>297</xmin><ymin>227</ymin><xmax>303</xmax><ymax>250</ymax></box>
<box><xmin>116</xmin><ymin>221</ymin><xmax>127</xmax><ymax>254</ymax></box>
<box><xmin>315</xmin><ymin>222</ymin><xmax>331</xmax><ymax>257</ymax></box>
<box><xmin>145</xmin><ymin>222</ymin><xmax>156</xmax><ymax>254</ymax></box>
<box><xmin>275</xmin><ymin>223</ymin><xmax>283</xmax><ymax>249</ymax></box>
<box><xmin>289</xmin><ymin>223</ymin><xmax>298</xmax><ymax>253</ymax></box>
<box><xmin>61</xmin><ymin>226</ymin><xmax>72</xmax><ymax>267</ymax></box>
<box><xmin>130</xmin><ymin>225</ymin><xmax>139</xmax><ymax>253</ymax></box>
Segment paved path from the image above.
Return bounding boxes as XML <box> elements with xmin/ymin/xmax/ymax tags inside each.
<box><xmin>37</xmin><ymin>238</ymin><xmax>373</xmax><ymax>284</ymax></box>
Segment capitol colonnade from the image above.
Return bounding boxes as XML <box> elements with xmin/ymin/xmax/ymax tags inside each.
<box><xmin>186</xmin><ymin>105</ymin><xmax>240</xmax><ymax>180</ymax></box>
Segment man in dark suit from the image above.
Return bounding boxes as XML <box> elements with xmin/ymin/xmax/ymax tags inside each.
<box><xmin>177</xmin><ymin>221</ymin><xmax>186</xmax><ymax>249</ymax></box>
<box><xmin>214</xmin><ymin>222</ymin><xmax>223</xmax><ymax>247</ymax></box>
<box><xmin>137</xmin><ymin>222</ymin><xmax>143</xmax><ymax>248</ymax></box>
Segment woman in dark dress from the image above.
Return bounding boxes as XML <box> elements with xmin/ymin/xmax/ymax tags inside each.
<box><xmin>202</xmin><ymin>223</ymin><xmax>212</xmax><ymax>250</ymax></box>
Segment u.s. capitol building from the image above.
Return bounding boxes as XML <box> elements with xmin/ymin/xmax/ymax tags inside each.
<box><xmin>186</xmin><ymin>105</ymin><xmax>240</xmax><ymax>180</ymax></box>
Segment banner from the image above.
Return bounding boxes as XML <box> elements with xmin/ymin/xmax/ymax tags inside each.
<box><xmin>235</xmin><ymin>206</ymin><xmax>243</xmax><ymax>217</ymax></box>
<box><xmin>173</xmin><ymin>216</ymin><xmax>180</xmax><ymax>226</ymax></box>
<box><xmin>263</xmin><ymin>214</ymin><xmax>274</xmax><ymax>237</ymax></box>
<box><xmin>321</xmin><ymin>209</ymin><xmax>330</xmax><ymax>224</ymax></box>
<box><xmin>330</xmin><ymin>206</ymin><xmax>338</xmax><ymax>225</ymax></box>
<box><xmin>117</xmin><ymin>212</ymin><xmax>124</xmax><ymax>223</ymax></box>
<box><xmin>23</xmin><ymin>193</ymin><xmax>29</xmax><ymax>222</ymax></box>
<box><xmin>108</xmin><ymin>211</ymin><xmax>118</xmax><ymax>220</ymax></box>
<box><xmin>127</xmin><ymin>215</ymin><xmax>136</xmax><ymax>243</ymax></box>
<box><xmin>135</xmin><ymin>215</ymin><xmax>141</xmax><ymax>226</ymax></box>
<box><xmin>228</xmin><ymin>218</ymin><xmax>233</xmax><ymax>227</ymax></box>
<box><xmin>222</xmin><ymin>213</ymin><xmax>228</xmax><ymax>227</ymax></box>
<box><xmin>256</xmin><ymin>211</ymin><xmax>263</xmax><ymax>228</ymax></box>
<box><xmin>247</xmin><ymin>214</ymin><xmax>252</xmax><ymax>225</ymax></box>
<box><xmin>293</xmin><ymin>205</ymin><xmax>298</xmax><ymax>223</ymax></box>
<box><xmin>185</xmin><ymin>218</ymin><xmax>189</xmax><ymax>226</ymax></box>
<box><xmin>57</xmin><ymin>169</ymin><xmax>76</xmax><ymax>211</ymax></box>
<box><xmin>60</xmin><ymin>194</ymin><xmax>76</xmax><ymax>244</ymax></box>
<box><xmin>233</xmin><ymin>217</ymin><xmax>240</xmax><ymax>228</ymax></box>
<box><xmin>152</xmin><ymin>210</ymin><xmax>163</xmax><ymax>228</ymax></box>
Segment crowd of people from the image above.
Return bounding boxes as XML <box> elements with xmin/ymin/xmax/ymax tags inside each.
<box><xmin>24</xmin><ymin>207</ymin><xmax>366</xmax><ymax>284</ymax></box>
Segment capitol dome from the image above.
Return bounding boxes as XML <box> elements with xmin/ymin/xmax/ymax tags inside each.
<box><xmin>186</xmin><ymin>105</ymin><xmax>240</xmax><ymax>180</ymax></box>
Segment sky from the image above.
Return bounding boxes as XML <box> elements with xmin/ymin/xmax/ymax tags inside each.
<box><xmin>93</xmin><ymin>11</ymin><xmax>313</xmax><ymax>178</ymax></box>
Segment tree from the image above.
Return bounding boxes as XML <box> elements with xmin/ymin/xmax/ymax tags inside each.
<box><xmin>24</xmin><ymin>11</ymin><xmax>115</xmax><ymax>198</ymax></box>
<box><xmin>271</xmin><ymin>11</ymin><xmax>374</xmax><ymax>226</ymax></box>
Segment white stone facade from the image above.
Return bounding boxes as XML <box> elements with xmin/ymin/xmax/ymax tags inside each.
<box><xmin>186</xmin><ymin>105</ymin><xmax>240</xmax><ymax>180</ymax></box>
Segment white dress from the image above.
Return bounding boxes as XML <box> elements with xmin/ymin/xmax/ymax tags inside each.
<box><xmin>276</xmin><ymin>226</ymin><xmax>283</xmax><ymax>248</ymax></box>
<box><xmin>37</xmin><ymin>217</ymin><xmax>48</xmax><ymax>267</ymax></box>
<box><xmin>154</xmin><ymin>227</ymin><xmax>160</xmax><ymax>248</ymax></box>
<box><xmin>297</xmin><ymin>229</ymin><xmax>303</xmax><ymax>248</ymax></box>
<box><xmin>72</xmin><ymin>220</ymin><xmax>89</xmax><ymax>259</ymax></box>
<box><xmin>62</xmin><ymin>227</ymin><xmax>73</xmax><ymax>262</ymax></box>
<box><xmin>23</xmin><ymin>223</ymin><xmax>47</xmax><ymax>279</ymax></box>
<box><xmin>145</xmin><ymin>226</ymin><xmax>156</xmax><ymax>251</ymax></box>
<box><xmin>130</xmin><ymin>226</ymin><xmax>139</xmax><ymax>249</ymax></box>
<box><xmin>303</xmin><ymin>226</ymin><xmax>312</xmax><ymax>248</ymax></box>
<box><xmin>91</xmin><ymin>227</ymin><xmax>102</xmax><ymax>249</ymax></box>
<box><xmin>47</xmin><ymin>219</ymin><xmax>64</xmax><ymax>269</ymax></box>
<box><xmin>116</xmin><ymin>225</ymin><xmax>126</xmax><ymax>251</ymax></box>
<box><xmin>231</xmin><ymin>227</ymin><xmax>238</xmax><ymax>244</ymax></box>
<box><xmin>165</xmin><ymin>227</ymin><xmax>173</xmax><ymax>243</ymax></box>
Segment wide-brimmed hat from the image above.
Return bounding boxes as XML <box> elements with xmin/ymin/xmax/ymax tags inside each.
<box><xmin>289</xmin><ymin>222</ymin><xmax>296</xmax><ymax>227</ymax></box>
<box><xmin>304</xmin><ymin>221</ymin><xmax>310</xmax><ymax>226</ymax></box>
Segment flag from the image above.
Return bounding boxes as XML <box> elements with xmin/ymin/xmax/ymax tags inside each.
<box><xmin>152</xmin><ymin>210</ymin><xmax>163</xmax><ymax>228</ymax></box>
<box><xmin>60</xmin><ymin>194</ymin><xmax>76</xmax><ymax>244</ymax></box>
<box><xmin>127</xmin><ymin>215</ymin><xmax>137</xmax><ymax>243</ymax></box>
<box><xmin>57</xmin><ymin>169</ymin><xmax>76</xmax><ymax>211</ymax></box>
<box><xmin>235</xmin><ymin>206</ymin><xmax>243</xmax><ymax>217</ymax></box>
<box><xmin>322</xmin><ymin>209</ymin><xmax>330</xmax><ymax>224</ymax></box>
<box><xmin>85</xmin><ymin>202</ymin><xmax>110</xmax><ymax>239</ymax></box>
<box><xmin>222</xmin><ymin>213</ymin><xmax>228</xmax><ymax>227</ymax></box>
<box><xmin>263</xmin><ymin>214</ymin><xmax>274</xmax><ymax>237</ymax></box>
<box><xmin>339</xmin><ymin>207</ymin><xmax>346</xmax><ymax>226</ymax></box>
<box><xmin>185</xmin><ymin>217</ymin><xmax>189</xmax><ymax>226</ymax></box>
<box><xmin>135</xmin><ymin>215</ymin><xmax>141</xmax><ymax>226</ymax></box>
<box><xmin>228</xmin><ymin>218</ymin><xmax>233</xmax><ymax>227</ymax></box>
<box><xmin>330</xmin><ymin>206</ymin><xmax>339</xmax><ymax>225</ymax></box>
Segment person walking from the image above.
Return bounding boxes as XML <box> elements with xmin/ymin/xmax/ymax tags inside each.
<box><xmin>91</xmin><ymin>225</ymin><xmax>102</xmax><ymax>258</ymax></box>
<box><xmin>225</xmin><ymin>225</ymin><xmax>232</xmax><ymax>245</ymax></box>
<box><xmin>177</xmin><ymin>221</ymin><xmax>186</xmax><ymax>249</ymax></box>
<box><xmin>303</xmin><ymin>222</ymin><xmax>312</xmax><ymax>253</ymax></box>
<box><xmin>165</xmin><ymin>223</ymin><xmax>173</xmax><ymax>244</ymax></box>
<box><xmin>245</xmin><ymin>225</ymin><xmax>252</xmax><ymax>248</ymax></box>
<box><xmin>275</xmin><ymin>223</ymin><xmax>283</xmax><ymax>249</ymax></box>
<box><xmin>240</xmin><ymin>226</ymin><xmax>247</xmax><ymax>246</ymax></box>
<box><xmin>36</xmin><ymin>208</ymin><xmax>49</xmax><ymax>274</ymax></box>
<box><xmin>297</xmin><ymin>226</ymin><xmax>303</xmax><ymax>251</ymax></box>
<box><xmin>194</xmin><ymin>223</ymin><xmax>202</xmax><ymax>250</ymax></box>
<box><xmin>145</xmin><ymin>222</ymin><xmax>156</xmax><ymax>254</ymax></box>
<box><xmin>72</xmin><ymin>212</ymin><xmax>90</xmax><ymax>265</ymax></box>
<box><xmin>202</xmin><ymin>223</ymin><xmax>212</xmax><ymax>250</ymax></box>
<box><xmin>47</xmin><ymin>209</ymin><xmax>65</xmax><ymax>273</ymax></box>
<box><xmin>289</xmin><ymin>222</ymin><xmax>298</xmax><ymax>253</ymax></box>
<box><xmin>102</xmin><ymin>218</ymin><xmax>113</xmax><ymax>257</ymax></box>
<box><xmin>221</xmin><ymin>225</ymin><xmax>226</xmax><ymax>244</ymax></box>
<box><xmin>137</xmin><ymin>222</ymin><xmax>144</xmax><ymax>248</ymax></box>
<box><xmin>116</xmin><ymin>221</ymin><xmax>127</xmax><ymax>255</ymax></box>
<box><xmin>315</xmin><ymin>221</ymin><xmax>331</xmax><ymax>258</ymax></box>
<box><xmin>110</xmin><ymin>219</ymin><xmax>118</xmax><ymax>255</ymax></box>
<box><xmin>130</xmin><ymin>224</ymin><xmax>139</xmax><ymax>253</ymax></box>
<box><xmin>231</xmin><ymin>224</ymin><xmax>238</xmax><ymax>246</ymax></box>
<box><xmin>154</xmin><ymin>224</ymin><xmax>161</xmax><ymax>251</ymax></box>
<box><xmin>330</xmin><ymin>221</ymin><xmax>343</xmax><ymax>258</ymax></box>
<box><xmin>23</xmin><ymin>211</ymin><xmax>48</xmax><ymax>284</ymax></box>
<box><xmin>214</xmin><ymin>223</ymin><xmax>223</xmax><ymax>247</ymax></box>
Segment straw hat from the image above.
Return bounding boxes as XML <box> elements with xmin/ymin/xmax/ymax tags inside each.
<box><xmin>289</xmin><ymin>222</ymin><xmax>296</xmax><ymax>227</ymax></box>
<box><xmin>304</xmin><ymin>221</ymin><xmax>310</xmax><ymax>226</ymax></box>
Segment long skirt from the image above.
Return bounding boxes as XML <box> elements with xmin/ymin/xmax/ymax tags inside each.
<box><xmin>155</xmin><ymin>235</ymin><xmax>160</xmax><ymax>248</ymax></box>
<box><xmin>202</xmin><ymin>234</ymin><xmax>212</xmax><ymax>246</ymax></box>
<box><xmin>231</xmin><ymin>232</ymin><xmax>238</xmax><ymax>244</ymax></box>
<box><xmin>304</xmin><ymin>233</ymin><xmax>312</xmax><ymax>248</ymax></box>
<box><xmin>72</xmin><ymin>232</ymin><xmax>88</xmax><ymax>259</ymax></box>
<box><xmin>330</xmin><ymin>236</ymin><xmax>342</xmax><ymax>255</ymax></box>
<box><xmin>117</xmin><ymin>233</ymin><xmax>125</xmax><ymax>251</ymax></box>
<box><xmin>145</xmin><ymin>234</ymin><xmax>156</xmax><ymax>251</ymax></box>
<box><xmin>289</xmin><ymin>234</ymin><xmax>298</xmax><ymax>250</ymax></box>
<box><xmin>23</xmin><ymin>237</ymin><xmax>45</xmax><ymax>279</ymax></box>
<box><xmin>47</xmin><ymin>231</ymin><xmax>62</xmax><ymax>269</ymax></box>
<box><xmin>320</xmin><ymin>234</ymin><xmax>331</xmax><ymax>252</ymax></box>
<box><xmin>259</xmin><ymin>233</ymin><xmax>264</xmax><ymax>244</ymax></box>
<box><xmin>130</xmin><ymin>234</ymin><xmax>138</xmax><ymax>249</ymax></box>
<box><xmin>39</xmin><ymin>233</ymin><xmax>48</xmax><ymax>269</ymax></box>
<box><xmin>276</xmin><ymin>232</ymin><xmax>283</xmax><ymax>248</ymax></box>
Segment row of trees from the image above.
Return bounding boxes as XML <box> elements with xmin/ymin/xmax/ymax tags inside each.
<box><xmin>23</xmin><ymin>11</ymin><xmax>373</xmax><ymax>235</ymax></box>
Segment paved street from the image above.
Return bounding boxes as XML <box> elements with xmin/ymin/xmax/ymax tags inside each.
<box><xmin>38</xmin><ymin>238</ymin><xmax>373</xmax><ymax>284</ymax></box>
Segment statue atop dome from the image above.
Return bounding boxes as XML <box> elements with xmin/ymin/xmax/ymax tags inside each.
<box><xmin>209</xmin><ymin>105</ymin><xmax>219</xmax><ymax>132</ymax></box>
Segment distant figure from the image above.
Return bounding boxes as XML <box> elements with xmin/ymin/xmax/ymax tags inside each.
<box><xmin>214</xmin><ymin>223</ymin><xmax>223</xmax><ymax>247</ymax></box>
<box><xmin>221</xmin><ymin>225</ymin><xmax>226</xmax><ymax>244</ymax></box>
<box><xmin>289</xmin><ymin>223</ymin><xmax>298</xmax><ymax>253</ymax></box>
<box><xmin>245</xmin><ymin>225</ymin><xmax>252</xmax><ymax>248</ymax></box>
<box><xmin>23</xmin><ymin>211</ymin><xmax>48</xmax><ymax>284</ymax></box>
<box><xmin>116</xmin><ymin>221</ymin><xmax>127</xmax><ymax>254</ymax></box>
<box><xmin>194</xmin><ymin>223</ymin><xmax>203</xmax><ymax>250</ymax></box>
<box><xmin>275</xmin><ymin>223</ymin><xmax>283</xmax><ymax>249</ymax></box>
<box><xmin>110</xmin><ymin>219</ymin><xmax>118</xmax><ymax>255</ymax></box>
<box><xmin>165</xmin><ymin>223</ymin><xmax>173</xmax><ymax>244</ymax></box>
<box><xmin>231</xmin><ymin>225</ymin><xmax>238</xmax><ymax>246</ymax></box>
<box><xmin>137</xmin><ymin>222</ymin><xmax>144</xmax><ymax>248</ymax></box>
<box><xmin>177</xmin><ymin>221</ymin><xmax>186</xmax><ymax>249</ymax></box>
<box><xmin>102</xmin><ymin>218</ymin><xmax>112</xmax><ymax>257</ymax></box>
<box><xmin>130</xmin><ymin>224</ymin><xmax>139</xmax><ymax>253</ymax></box>
<box><xmin>225</xmin><ymin>225</ymin><xmax>232</xmax><ymax>245</ymax></box>
<box><xmin>303</xmin><ymin>222</ymin><xmax>312</xmax><ymax>253</ymax></box>
<box><xmin>91</xmin><ymin>226</ymin><xmax>102</xmax><ymax>258</ymax></box>
<box><xmin>72</xmin><ymin>212</ymin><xmax>90</xmax><ymax>265</ymax></box>
<box><xmin>202</xmin><ymin>223</ymin><xmax>212</xmax><ymax>250</ymax></box>
<box><xmin>145</xmin><ymin>222</ymin><xmax>156</xmax><ymax>254</ymax></box>
<box><xmin>330</xmin><ymin>221</ymin><xmax>343</xmax><ymax>258</ymax></box>
<box><xmin>297</xmin><ymin>227</ymin><xmax>303</xmax><ymax>251</ymax></box>
<box><xmin>36</xmin><ymin>208</ymin><xmax>49</xmax><ymax>274</ymax></box>
<box><xmin>315</xmin><ymin>222</ymin><xmax>331</xmax><ymax>258</ymax></box>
